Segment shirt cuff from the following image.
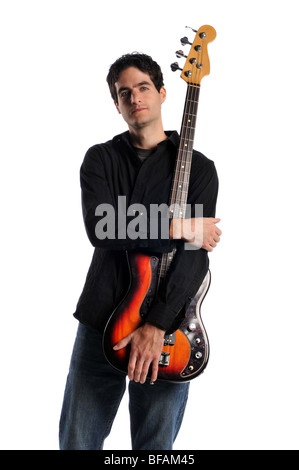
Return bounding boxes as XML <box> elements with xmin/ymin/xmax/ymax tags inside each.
<box><xmin>145</xmin><ymin>302</ymin><xmax>178</xmax><ymax>332</ymax></box>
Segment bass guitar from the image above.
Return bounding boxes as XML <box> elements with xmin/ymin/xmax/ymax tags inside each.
<box><xmin>103</xmin><ymin>25</ymin><xmax>217</xmax><ymax>382</ymax></box>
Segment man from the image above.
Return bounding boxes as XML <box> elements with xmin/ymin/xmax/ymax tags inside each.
<box><xmin>59</xmin><ymin>53</ymin><xmax>221</xmax><ymax>450</ymax></box>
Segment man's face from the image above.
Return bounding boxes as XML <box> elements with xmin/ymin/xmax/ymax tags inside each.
<box><xmin>114</xmin><ymin>66</ymin><xmax>166</xmax><ymax>130</ymax></box>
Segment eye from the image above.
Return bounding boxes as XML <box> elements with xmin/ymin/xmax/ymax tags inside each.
<box><xmin>121</xmin><ymin>90</ymin><xmax>130</xmax><ymax>98</ymax></box>
<box><xmin>140</xmin><ymin>86</ymin><xmax>149</xmax><ymax>91</ymax></box>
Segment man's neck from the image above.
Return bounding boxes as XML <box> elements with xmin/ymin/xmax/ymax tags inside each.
<box><xmin>128</xmin><ymin>123</ymin><xmax>167</xmax><ymax>150</ymax></box>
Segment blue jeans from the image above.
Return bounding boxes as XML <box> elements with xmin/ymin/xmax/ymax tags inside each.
<box><xmin>59</xmin><ymin>323</ymin><xmax>190</xmax><ymax>450</ymax></box>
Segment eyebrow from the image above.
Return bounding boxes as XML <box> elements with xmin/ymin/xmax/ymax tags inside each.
<box><xmin>117</xmin><ymin>81</ymin><xmax>152</xmax><ymax>96</ymax></box>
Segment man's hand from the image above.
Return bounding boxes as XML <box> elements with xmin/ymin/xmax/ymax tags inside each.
<box><xmin>113</xmin><ymin>323</ymin><xmax>165</xmax><ymax>384</ymax></box>
<box><xmin>170</xmin><ymin>217</ymin><xmax>222</xmax><ymax>251</ymax></box>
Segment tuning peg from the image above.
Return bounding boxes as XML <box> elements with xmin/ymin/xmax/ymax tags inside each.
<box><xmin>180</xmin><ymin>36</ymin><xmax>192</xmax><ymax>46</ymax></box>
<box><xmin>175</xmin><ymin>50</ymin><xmax>187</xmax><ymax>59</ymax></box>
<box><xmin>170</xmin><ymin>62</ymin><xmax>183</xmax><ymax>72</ymax></box>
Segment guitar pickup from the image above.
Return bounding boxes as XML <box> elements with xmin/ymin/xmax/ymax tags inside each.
<box><xmin>164</xmin><ymin>333</ymin><xmax>176</xmax><ymax>346</ymax></box>
<box><xmin>159</xmin><ymin>352</ymin><xmax>170</xmax><ymax>367</ymax></box>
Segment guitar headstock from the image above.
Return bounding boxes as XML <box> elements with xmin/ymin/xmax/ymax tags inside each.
<box><xmin>171</xmin><ymin>25</ymin><xmax>216</xmax><ymax>86</ymax></box>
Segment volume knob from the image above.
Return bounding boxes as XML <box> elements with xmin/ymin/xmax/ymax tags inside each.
<box><xmin>188</xmin><ymin>322</ymin><xmax>196</xmax><ymax>332</ymax></box>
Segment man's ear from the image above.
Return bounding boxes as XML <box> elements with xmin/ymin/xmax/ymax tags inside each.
<box><xmin>160</xmin><ymin>86</ymin><xmax>167</xmax><ymax>104</ymax></box>
<box><xmin>114</xmin><ymin>101</ymin><xmax>121</xmax><ymax>114</ymax></box>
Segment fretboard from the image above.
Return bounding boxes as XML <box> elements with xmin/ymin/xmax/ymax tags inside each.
<box><xmin>169</xmin><ymin>84</ymin><xmax>200</xmax><ymax>214</ymax></box>
<box><xmin>157</xmin><ymin>84</ymin><xmax>200</xmax><ymax>285</ymax></box>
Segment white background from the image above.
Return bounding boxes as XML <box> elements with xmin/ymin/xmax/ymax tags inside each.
<box><xmin>1</xmin><ymin>0</ymin><xmax>298</xmax><ymax>450</ymax></box>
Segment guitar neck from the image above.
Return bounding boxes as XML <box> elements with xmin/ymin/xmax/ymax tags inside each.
<box><xmin>169</xmin><ymin>84</ymin><xmax>200</xmax><ymax>213</ymax></box>
<box><xmin>158</xmin><ymin>84</ymin><xmax>200</xmax><ymax>285</ymax></box>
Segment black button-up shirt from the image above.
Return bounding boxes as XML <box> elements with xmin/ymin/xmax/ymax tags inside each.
<box><xmin>73</xmin><ymin>130</ymin><xmax>218</xmax><ymax>333</ymax></box>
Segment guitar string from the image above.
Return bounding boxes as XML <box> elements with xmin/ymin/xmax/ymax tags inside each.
<box><xmin>162</xmin><ymin>41</ymin><xmax>202</xmax><ymax>279</ymax></box>
<box><xmin>175</xmin><ymin>44</ymin><xmax>201</xmax><ymax>218</ymax></box>
<box><xmin>161</xmin><ymin>44</ymin><xmax>202</xmax><ymax>359</ymax></box>
<box><xmin>182</xmin><ymin>42</ymin><xmax>201</xmax><ymax>201</ymax></box>
<box><xmin>162</xmin><ymin>85</ymin><xmax>196</xmax><ymax>358</ymax></box>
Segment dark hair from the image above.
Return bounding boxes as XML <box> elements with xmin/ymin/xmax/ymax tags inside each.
<box><xmin>106</xmin><ymin>52</ymin><xmax>164</xmax><ymax>103</ymax></box>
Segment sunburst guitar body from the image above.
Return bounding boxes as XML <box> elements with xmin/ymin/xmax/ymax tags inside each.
<box><xmin>103</xmin><ymin>252</ymin><xmax>211</xmax><ymax>382</ymax></box>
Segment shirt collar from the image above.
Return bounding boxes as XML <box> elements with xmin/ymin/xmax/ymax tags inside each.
<box><xmin>113</xmin><ymin>130</ymin><xmax>179</xmax><ymax>150</ymax></box>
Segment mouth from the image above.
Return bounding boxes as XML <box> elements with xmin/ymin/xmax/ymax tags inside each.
<box><xmin>132</xmin><ymin>107</ymin><xmax>147</xmax><ymax>114</ymax></box>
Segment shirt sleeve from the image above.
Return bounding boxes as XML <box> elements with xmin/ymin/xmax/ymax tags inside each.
<box><xmin>80</xmin><ymin>145</ymin><xmax>174</xmax><ymax>252</ymax></box>
<box><xmin>145</xmin><ymin>158</ymin><xmax>219</xmax><ymax>332</ymax></box>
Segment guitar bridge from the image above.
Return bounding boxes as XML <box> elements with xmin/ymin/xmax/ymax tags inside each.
<box><xmin>159</xmin><ymin>334</ymin><xmax>176</xmax><ymax>367</ymax></box>
<box><xmin>159</xmin><ymin>352</ymin><xmax>170</xmax><ymax>367</ymax></box>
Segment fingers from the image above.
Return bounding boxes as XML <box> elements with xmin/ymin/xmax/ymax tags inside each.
<box><xmin>117</xmin><ymin>324</ymin><xmax>165</xmax><ymax>385</ymax></box>
<box><xmin>137</xmin><ymin>356</ymin><xmax>159</xmax><ymax>384</ymax></box>
<box><xmin>150</xmin><ymin>359</ymin><xmax>159</xmax><ymax>384</ymax></box>
<box><xmin>128</xmin><ymin>353</ymin><xmax>159</xmax><ymax>384</ymax></box>
<box><xmin>137</xmin><ymin>359</ymin><xmax>152</xmax><ymax>384</ymax></box>
<box><xmin>202</xmin><ymin>235</ymin><xmax>220</xmax><ymax>251</ymax></box>
<box><xmin>114</xmin><ymin>333</ymin><xmax>145</xmax><ymax>382</ymax></box>
<box><xmin>128</xmin><ymin>352</ymin><xmax>138</xmax><ymax>382</ymax></box>
<box><xmin>202</xmin><ymin>217</ymin><xmax>222</xmax><ymax>251</ymax></box>
<box><xmin>203</xmin><ymin>237</ymin><xmax>219</xmax><ymax>252</ymax></box>
<box><xmin>113</xmin><ymin>334</ymin><xmax>150</xmax><ymax>383</ymax></box>
<box><xmin>113</xmin><ymin>333</ymin><xmax>132</xmax><ymax>351</ymax></box>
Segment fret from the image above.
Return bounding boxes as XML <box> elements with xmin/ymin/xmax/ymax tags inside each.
<box><xmin>171</xmin><ymin>180</ymin><xmax>189</xmax><ymax>187</ymax></box>
<box><xmin>172</xmin><ymin>180</ymin><xmax>190</xmax><ymax>188</ymax></box>
<box><xmin>172</xmin><ymin>186</ymin><xmax>188</xmax><ymax>190</ymax></box>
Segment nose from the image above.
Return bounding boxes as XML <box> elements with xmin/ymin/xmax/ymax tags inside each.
<box><xmin>130</xmin><ymin>90</ymin><xmax>142</xmax><ymax>105</ymax></box>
